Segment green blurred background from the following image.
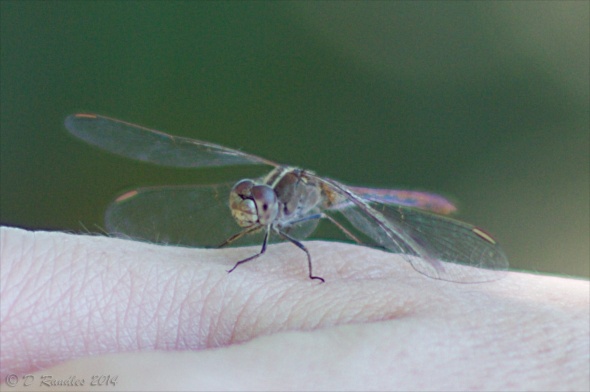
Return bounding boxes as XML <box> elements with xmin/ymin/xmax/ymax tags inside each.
<box><xmin>1</xmin><ymin>1</ymin><xmax>588</xmax><ymax>278</ymax></box>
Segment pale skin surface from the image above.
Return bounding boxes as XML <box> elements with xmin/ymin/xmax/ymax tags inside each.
<box><xmin>1</xmin><ymin>226</ymin><xmax>588</xmax><ymax>391</ymax></box>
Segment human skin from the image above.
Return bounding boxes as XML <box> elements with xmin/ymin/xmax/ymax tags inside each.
<box><xmin>1</xmin><ymin>226</ymin><xmax>588</xmax><ymax>391</ymax></box>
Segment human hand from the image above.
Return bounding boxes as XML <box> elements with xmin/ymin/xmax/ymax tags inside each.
<box><xmin>1</xmin><ymin>226</ymin><xmax>588</xmax><ymax>391</ymax></box>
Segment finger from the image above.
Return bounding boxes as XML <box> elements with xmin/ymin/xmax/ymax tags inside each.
<box><xmin>1</xmin><ymin>227</ymin><xmax>425</xmax><ymax>377</ymax></box>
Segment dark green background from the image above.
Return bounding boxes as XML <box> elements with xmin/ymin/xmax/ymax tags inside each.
<box><xmin>1</xmin><ymin>2</ymin><xmax>588</xmax><ymax>278</ymax></box>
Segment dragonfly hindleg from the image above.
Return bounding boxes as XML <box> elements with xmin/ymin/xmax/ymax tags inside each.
<box><xmin>286</xmin><ymin>212</ymin><xmax>362</xmax><ymax>245</ymax></box>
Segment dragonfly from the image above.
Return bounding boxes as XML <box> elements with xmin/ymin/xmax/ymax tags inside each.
<box><xmin>65</xmin><ymin>113</ymin><xmax>508</xmax><ymax>283</ymax></box>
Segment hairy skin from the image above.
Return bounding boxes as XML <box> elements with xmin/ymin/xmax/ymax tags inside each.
<box><xmin>1</xmin><ymin>226</ymin><xmax>588</xmax><ymax>391</ymax></box>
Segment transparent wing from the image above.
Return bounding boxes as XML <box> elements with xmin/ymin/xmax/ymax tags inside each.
<box><xmin>65</xmin><ymin>113</ymin><xmax>276</xmax><ymax>168</ymax></box>
<box><xmin>343</xmin><ymin>186</ymin><xmax>457</xmax><ymax>215</ymax></box>
<box><xmin>105</xmin><ymin>183</ymin><xmax>318</xmax><ymax>248</ymax></box>
<box><xmin>315</xmin><ymin>176</ymin><xmax>508</xmax><ymax>283</ymax></box>
<box><xmin>339</xmin><ymin>204</ymin><xmax>508</xmax><ymax>282</ymax></box>
<box><xmin>105</xmin><ymin>183</ymin><xmax>260</xmax><ymax>247</ymax></box>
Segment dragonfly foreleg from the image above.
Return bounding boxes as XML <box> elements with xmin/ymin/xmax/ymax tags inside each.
<box><xmin>275</xmin><ymin>228</ymin><xmax>325</xmax><ymax>283</ymax></box>
<box><xmin>218</xmin><ymin>225</ymin><xmax>261</xmax><ymax>248</ymax></box>
<box><xmin>227</xmin><ymin>228</ymin><xmax>270</xmax><ymax>274</ymax></box>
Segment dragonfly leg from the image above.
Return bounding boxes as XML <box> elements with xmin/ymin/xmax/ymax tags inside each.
<box><xmin>276</xmin><ymin>228</ymin><xmax>325</xmax><ymax>283</ymax></box>
<box><xmin>321</xmin><ymin>213</ymin><xmax>362</xmax><ymax>244</ymax></box>
<box><xmin>287</xmin><ymin>212</ymin><xmax>362</xmax><ymax>245</ymax></box>
<box><xmin>227</xmin><ymin>228</ymin><xmax>270</xmax><ymax>274</ymax></box>
<box><xmin>218</xmin><ymin>225</ymin><xmax>261</xmax><ymax>248</ymax></box>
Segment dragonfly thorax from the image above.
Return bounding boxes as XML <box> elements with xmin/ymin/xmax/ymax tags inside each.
<box><xmin>229</xmin><ymin>179</ymin><xmax>279</xmax><ymax>227</ymax></box>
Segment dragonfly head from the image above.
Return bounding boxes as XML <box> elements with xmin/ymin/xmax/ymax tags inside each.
<box><xmin>229</xmin><ymin>180</ymin><xmax>279</xmax><ymax>227</ymax></box>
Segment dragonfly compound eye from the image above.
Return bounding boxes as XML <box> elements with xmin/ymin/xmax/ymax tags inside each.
<box><xmin>229</xmin><ymin>180</ymin><xmax>258</xmax><ymax>227</ymax></box>
<box><xmin>250</xmin><ymin>185</ymin><xmax>279</xmax><ymax>225</ymax></box>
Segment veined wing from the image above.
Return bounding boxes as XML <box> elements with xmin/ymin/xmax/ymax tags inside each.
<box><xmin>105</xmin><ymin>183</ymin><xmax>264</xmax><ymax>247</ymax></box>
<box><xmin>105</xmin><ymin>183</ymin><xmax>319</xmax><ymax>248</ymax></box>
<box><xmin>65</xmin><ymin>114</ymin><xmax>276</xmax><ymax>168</ymax></box>
<box><xmin>344</xmin><ymin>186</ymin><xmax>457</xmax><ymax>215</ymax></box>
<box><xmin>316</xmin><ymin>175</ymin><xmax>508</xmax><ymax>283</ymax></box>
